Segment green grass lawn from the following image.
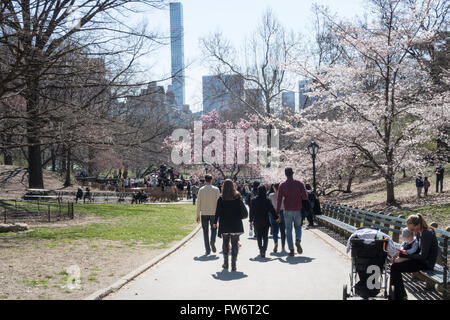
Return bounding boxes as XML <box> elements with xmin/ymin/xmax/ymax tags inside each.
<box><xmin>0</xmin><ymin>203</ymin><xmax>197</xmax><ymax>247</ymax></box>
<box><xmin>389</xmin><ymin>203</ymin><xmax>450</xmax><ymax>229</ymax></box>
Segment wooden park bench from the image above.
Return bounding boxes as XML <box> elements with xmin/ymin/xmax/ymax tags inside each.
<box><xmin>316</xmin><ymin>201</ymin><xmax>449</xmax><ymax>300</ymax></box>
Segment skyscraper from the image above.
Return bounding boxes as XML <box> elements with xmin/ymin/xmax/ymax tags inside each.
<box><xmin>299</xmin><ymin>80</ymin><xmax>313</xmax><ymax>110</ymax></box>
<box><xmin>170</xmin><ymin>2</ymin><xmax>185</xmax><ymax>109</ymax></box>
<box><xmin>202</xmin><ymin>75</ymin><xmax>244</xmax><ymax>115</ymax></box>
<box><xmin>282</xmin><ymin>91</ymin><xmax>295</xmax><ymax>112</ymax></box>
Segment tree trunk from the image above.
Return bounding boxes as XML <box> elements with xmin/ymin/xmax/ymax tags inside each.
<box><xmin>60</xmin><ymin>145</ymin><xmax>67</xmax><ymax>176</ymax></box>
<box><xmin>51</xmin><ymin>146</ymin><xmax>56</xmax><ymax>172</ymax></box>
<box><xmin>345</xmin><ymin>167</ymin><xmax>356</xmax><ymax>193</ymax></box>
<box><xmin>346</xmin><ymin>176</ymin><xmax>353</xmax><ymax>193</ymax></box>
<box><xmin>64</xmin><ymin>147</ymin><xmax>71</xmax><ymax>187</ymax></box>
<box><xmin>25</xmin><ymin>76</ymin><xmax>44</xmax><ymax>189</ymax></box>
<box><xmin>385</xmin><ymin>167</ymin><xmax>396</xmax><ymax>205</ymax></box>
<box><xmin>3</xmin><ymin>134</ymin><xmax>13</xmax><ymax>165</ymax></box>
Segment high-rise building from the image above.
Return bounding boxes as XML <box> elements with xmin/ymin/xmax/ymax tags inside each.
<box><xmin>282</xmin><ymin>91</ymin><xmax>295</xmax><ymax>112</ymax></box>
<box><xmin>170</xmin><ymin>2</ymin><xmax>185</xmax><ymax>109</ymax></box>
<box><xmin>202</xmin><ymin>74</ymin><xmax>244</xmax><ymax>115</ymax></box>
<box><xmin>244</xmin><ymin>88</ymin><xmax>264</xmax><ymax>113</ymax></box>
<box><xmin>299</xmin><ymin>80</ymin><xmax>314</xmax><ymax>110</ymax></box>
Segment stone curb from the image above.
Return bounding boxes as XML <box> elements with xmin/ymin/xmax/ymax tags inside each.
<box><xmin>84</xmin><ymin>224</ymin><xmax>202</xmax><ymax>300</ymax></box>
<box><xmin>307</xmin><ymin>227</ymin><xmax>351</xmax><ymax>261</ymax></box>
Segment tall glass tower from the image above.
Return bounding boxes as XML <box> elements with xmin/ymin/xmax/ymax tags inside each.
<box><xmin>170</xmin><ymin>2</ymin><xmax>185</xmax><ymax>109</ymax></box>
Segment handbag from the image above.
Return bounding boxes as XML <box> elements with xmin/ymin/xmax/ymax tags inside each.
<box><xmin>239</xmin><ymin>199</ymin><xmax>248</xmax><ymax>219</ymax></box>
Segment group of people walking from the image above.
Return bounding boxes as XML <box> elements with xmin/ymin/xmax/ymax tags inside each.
<box><xmin>196</xmin><ymin>167</ymin><xmax>319</xmax><ymax>271</ymax></box>
<box><xmin>194</xmin><ymin>167</ymin><xmax>441</xmax><ymax>301</ymax></box>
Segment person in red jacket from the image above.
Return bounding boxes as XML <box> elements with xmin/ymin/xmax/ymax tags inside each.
<box><xmin>423</xmin><ymin>177</ymin><xmax>430</xmax><ymax>196</ymax></box>
<box><xmin>276</xmin><ymin>168</ymin><xmax>308</xmax><ymax>257</ymax></box>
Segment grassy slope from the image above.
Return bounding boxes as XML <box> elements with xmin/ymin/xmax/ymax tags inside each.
<box><xmin>326</xmin><ymin>164</ymin><xmax>450</xmax><ymax>229</ymax></box>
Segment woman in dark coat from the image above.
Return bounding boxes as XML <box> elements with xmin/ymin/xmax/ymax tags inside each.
<box><xmin>213</xmin><ymin>179</ymin><xmax>248</xmax><ymax>271</ymax></box>
<box><xmin>389</xmin><ymin>213</ymin><xmax>438</xmax><ymax>300</ymax></box>
<box><xmin>249</xmin><ymin>185</ymin><xmax>279</xmax><ymax>258</ymax></box>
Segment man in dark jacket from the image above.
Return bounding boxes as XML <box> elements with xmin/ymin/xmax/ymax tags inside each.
<box><xmin>435</xmin><ymin>165</ymin><xmax>444</xmax><ymax>193</ymax></box>
<box><xmin>302</xmin><ymin>184</ymin><xmax>316</xmax><ymax>229</ymax></box>
<box><xmin>250</xmin><ymin>185</ymin><xmax>278</xmax><ymax>258</ymax></box>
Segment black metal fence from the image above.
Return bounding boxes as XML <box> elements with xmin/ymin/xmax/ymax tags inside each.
<box><xmin>0</xmin><ymin>200</ymin><xmax>74</xmax><ymax>223</ymax></box>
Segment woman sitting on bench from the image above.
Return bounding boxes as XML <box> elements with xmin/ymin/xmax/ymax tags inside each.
<box><xmin>389</xmin><ymin>214</ymin><xmax>438</xmax><ymax>300</ymax></box>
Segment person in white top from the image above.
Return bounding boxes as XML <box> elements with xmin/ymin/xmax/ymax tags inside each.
<box><xmin>268</xmin><ymin>183</ymin><xmax>286</xmax><ymax>253</ymax></box>
<box><xmin>196</xmin><ymin>174</ymin><xmax>221</xmax><ymax>255</ymax></box>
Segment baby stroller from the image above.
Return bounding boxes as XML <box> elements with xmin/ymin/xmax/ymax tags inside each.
<box><xmin>343</xmin><ymin>228</ymin><xmax>392</xmax><ymax>300</ymax></box>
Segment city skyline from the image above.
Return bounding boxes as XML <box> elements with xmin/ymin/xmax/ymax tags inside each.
<box><xmin>139</xmin><ymin>0</ymin><xmax>366</xmax><ymax>113</ymax></box>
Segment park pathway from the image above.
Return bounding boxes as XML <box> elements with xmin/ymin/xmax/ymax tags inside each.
<box><xmin>105</xmin><ymin>214</ymin><xmax>354</xmax><ymax>300</ymax></box>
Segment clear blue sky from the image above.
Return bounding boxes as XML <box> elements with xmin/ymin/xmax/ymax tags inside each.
<box><xmin>138</xmin><ymin>0</ymin><xmax>367</xmax><ymax>112</ymax></box>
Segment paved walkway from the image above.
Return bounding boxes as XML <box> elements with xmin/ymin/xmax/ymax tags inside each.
<box><xmin>106</xmin><ymin>218</ymin><xmax>355</xmax><ymax>300</ymax></box>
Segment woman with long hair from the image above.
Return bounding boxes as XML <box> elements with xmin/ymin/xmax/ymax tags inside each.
<box><xmin>389</xmin><ymin>213</ymin><xmax>439</xmax><ymax>300</ymax></box>
<box><xmin>213</xmin><ymin>179</ymin><xmax>248</xmax><ymax>271</ymax></box>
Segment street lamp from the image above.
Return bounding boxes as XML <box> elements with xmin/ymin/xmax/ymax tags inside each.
<box><xmin>307</xmin><ymin>141</ymin><xmax>319</xmax><ymax>193</ymax></box>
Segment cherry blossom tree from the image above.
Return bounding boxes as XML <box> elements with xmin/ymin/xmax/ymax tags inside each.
<box><xmin>166</xmin><ymin>110</ymin><xmax>267</xmax><ymax>180</ymax></box>
<box><xmin>267</xmin><ymin>0</ymin><xmax>449</xmax><ymax>204</ymax></box>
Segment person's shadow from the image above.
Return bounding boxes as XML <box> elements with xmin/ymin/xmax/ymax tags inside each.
<box><xmin>193</xmin><ymin>255</ymin><xmax>220</xmax><ymax>262</ymax></box>
<box><xmin>277</xmin><ymin>256</ymin><xmax>315</xmax><ymax>265</ymax></box>
<box><xmin>249</xmin><ymin>256</ymin><xmax>276</xmax><ymax>263</ymax></box>
<box><xmin>212</xmin><ymin>270</ymin><xmax>248</xmax><ymax>281</ymax></box>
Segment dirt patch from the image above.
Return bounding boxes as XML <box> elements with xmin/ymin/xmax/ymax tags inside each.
<box><xmin>0</xmin><ymin>237</ymin><xmax>176</xmax><ymax>300</ymax></box>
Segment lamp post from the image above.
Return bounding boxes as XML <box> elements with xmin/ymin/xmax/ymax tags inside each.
<box><xmin>307</xmin><ymin>141</ymin><xmax>319</xmax><ymax>193</ymax></box>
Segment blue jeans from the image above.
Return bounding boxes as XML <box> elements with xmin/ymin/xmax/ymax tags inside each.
<box><xmin>201</xmin><ymin>215</ymin><xmax>217</xmax><ymax>253</ymax></box>
<box><xmin>269</xmin><ymin>210</ymin><xmax>286</xmax><ymax>248</ymax></box>
<box><xmin>284</xmin><ymin>210</ymin><xmax>303</xmax><ymax>250</ymax></box>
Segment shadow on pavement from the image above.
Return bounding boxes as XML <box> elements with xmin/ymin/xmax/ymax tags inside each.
<box><xmin>269</xmin><ymin>251</ymin><xmax>289</xmax><ymax>257</ymax></box>
<box><xmin>277</xmin><ymin>256</ymin><xmax>315</xmax><ymax>265</ymax></box>
<box><xmin>249</xmin><ymin>256</ymin><xmax>277</xmax><ymax>263</ymax></box>
<box><xmin>212</xmin><ymin>270</ymin><xmax>248</xmax><ymax>281</ymax></box>
<box><xmin>193</xmin><ymin>255</ymin><xmax>220</xmax><ymax>262</ymax></box>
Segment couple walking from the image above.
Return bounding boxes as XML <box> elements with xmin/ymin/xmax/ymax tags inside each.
<box><xmin>250</xmin><ymin>167</ymin><xmax>309</xmax><ymax>257</ymax></box>
<box><xmin>196</xmin><ymin>167</ymin><xmax>309</xmax><ymax>270</ymax></box>
<box><xmin>196</xmin><ymin>174</ymin><xmax>247</xmax><ymax>271</ymax></box>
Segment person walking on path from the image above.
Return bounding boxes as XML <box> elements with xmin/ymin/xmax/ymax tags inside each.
<box><xmin>249</xmin><ymin>185</ymin><xmax>278</xmax><ymax>258</ymax></box>
<box><xmin>191</xmin><ymin>183</ymin><xmax>198</xmax><ymax>205</ymax></box>
<box><xmin>389</xmin><ymin>214</ymin><xmax>438</xmax><ymax>300</ymax></box>
<box><xmin>196</xmin><ymin>175</ymin><xmax>220</xmax><ymax>255</ymax></box>
<box><xmin>435</xmin><ymin>165</ymin><xmax>444</xmax><ymax>193</ymax></box>
<box><xmin>302</xmin><ymin>184</ymin><xmax>316</xmax><ymax>229</ymax></box>
<box><xmin>415</xmin><ymin>173</ymin><xmax>424</xmax><ymax>198</ymax></box>
<box><xmin>268</xmin><ymin>183</ymin><xmax>286</xmax><ymax>253</ymax></box>
<box><xmin>276</xmin><ymin>167</ymin><xmax>308</xmax><ymax>257</ymax></box>
<box><xmin>213</xmin><ymin>179</ymin><xmax>248</xmax><ymax>271</ymax></box>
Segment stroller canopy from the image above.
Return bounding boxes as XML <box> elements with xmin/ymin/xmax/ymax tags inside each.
<box><xmin>346</xmin><ymin>227</ymin><xmax>397</xmax><ymax>257</ymax></box>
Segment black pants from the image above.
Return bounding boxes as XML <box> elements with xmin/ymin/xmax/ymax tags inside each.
<box><xmin>389</xmin><ymin>259</ymin><xmax>427</xmax><ymax>300</ymax></box>
<box><xmin>302</xmin><ymin>209</ymin><xmax>314</xmax><ymax>226</ymax></box>
<box><xmin>436</xmin><ymin>178</ymin><xmax>443</xmax><ymax>193</ymax></box>
<box><xmin>255</xmin><ymin>226</ymin><xmax>269</xmax><ymax>254</ymax></box>
<box><xmin>222</xmin><ymin>234</ymin><xmax>240</xmax><ymax>258</ymax></box>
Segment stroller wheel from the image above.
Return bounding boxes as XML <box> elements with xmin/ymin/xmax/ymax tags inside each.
<box><xmin>343</xmin><ymin>284</ymin><xmax>348</xmax><ymax>300</ymax></box>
